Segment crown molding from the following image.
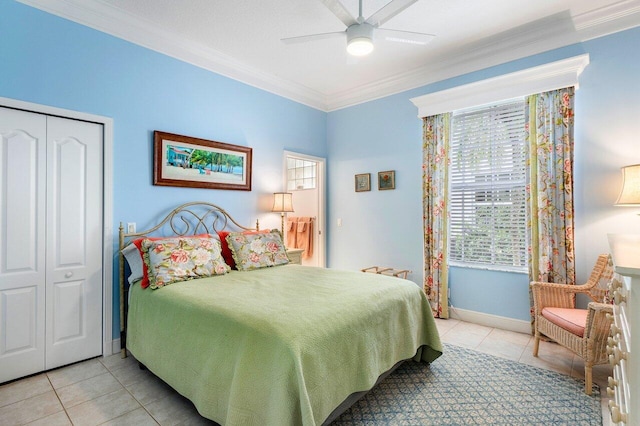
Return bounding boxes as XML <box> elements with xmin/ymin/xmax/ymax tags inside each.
<box><xmin>18</xmin><ymin>0</ymin><xmax>329</xmax><ymax>111</ymax></box>
<box><xmin>327</xmin><ymin>1</ymin><xmax>640</xmax><ymax>111</ymax></box>
<box><xmin>18</xmin><ymin>0</ymin><xmax>640</xmax><ymax>112</ymax></box>
<box><xmin>574</xmin><ymin>0</ymin><xmax>640</xmax><ymax>38</ymax></box>
<box><xmin>326</xmin><ymin>11</ymin><xmax>579</xmax><ymax>110</ymax></box>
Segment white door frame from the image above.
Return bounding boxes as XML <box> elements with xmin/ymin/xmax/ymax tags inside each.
<box><xmin>0</xmin><ymin>96</ymin><xmax>114</xmax><ymax>356</ymax></box>
<box><xmin>283</xmin><ymin>151</ymin><xmax>326</xmax><ymax>268</ymax></box>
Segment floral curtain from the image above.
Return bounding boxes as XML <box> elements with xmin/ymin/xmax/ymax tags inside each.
<box><xmin>525</xmin><ymin>87</ymin><xmax>576</xmax><ymax>327</ymax></box>
<box><xmin>422</xmin><ymin>113</ymin><xmax>451</xmax><ymax>318</ymax></box>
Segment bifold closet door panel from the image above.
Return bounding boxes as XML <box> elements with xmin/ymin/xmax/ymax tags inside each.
<box><xmin>0</xmin><ymin>107</ymin><xmax>47</xmax><ymax>383</ymax></box>
<box><xmin>45</xmin><ymin>116</ymin><xmax>103</xmax><ymax>370</ymax></box>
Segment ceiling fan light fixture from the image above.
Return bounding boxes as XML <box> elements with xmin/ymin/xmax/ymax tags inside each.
<box><xmin>347</xmin><ymin>37</ymin><xmax>374</xmax><ymax>56</ymax></box>
<box><xmin>346</xmin><ymin>22</ymin><xmax>375</xmax><ymax>56</ymax></box>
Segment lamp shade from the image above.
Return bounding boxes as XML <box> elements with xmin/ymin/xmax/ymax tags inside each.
<box><xmin>272</xmin><ymin>192</ymin><xmax>294</xmax><ymax>213</ymax></box>
<box><xmin>615</xmin><ymin>164</ymin><xmax>640</xmax><ymax>206</ymax></box>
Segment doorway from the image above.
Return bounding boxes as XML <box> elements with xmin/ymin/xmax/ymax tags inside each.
<box><xmin>283</xmin><ymin>151</ymin><xmax>326</xmax><ymax>267</ymax></box>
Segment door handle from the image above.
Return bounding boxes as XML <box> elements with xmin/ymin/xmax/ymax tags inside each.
<box><xmin>65</xmin><ymin>271</ymin><xmax>73</xmax><ymax>278</ymax></box>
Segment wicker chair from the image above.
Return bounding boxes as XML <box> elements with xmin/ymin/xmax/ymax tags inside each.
<box><xmin>530</xmin><ymin>254</ymin><xmax>616</xmax><ymax>395</ymax></box>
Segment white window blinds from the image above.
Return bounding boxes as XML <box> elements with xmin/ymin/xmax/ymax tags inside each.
<box><xmin>449</xmin><ymin>99</ymin><xmax>527</xmax><ymax>271</ymax></box>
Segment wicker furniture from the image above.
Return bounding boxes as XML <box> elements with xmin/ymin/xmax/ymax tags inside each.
<box><xmin>531</xmin><ymin>254</ymin><xmax>615</xmax><ymax>395</ymax></box>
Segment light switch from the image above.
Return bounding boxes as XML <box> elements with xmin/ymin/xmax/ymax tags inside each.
<box><xmin>337</xmin><ymin>218</ymin><xmax>342</xmax><ymax>227</ymax></box>
<box><xmin>127</xmin><ymin>222</ymin><xmax>136</xmax><ymax>233</ymax></box>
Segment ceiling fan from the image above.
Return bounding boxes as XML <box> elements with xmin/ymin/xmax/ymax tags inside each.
<box><xmin>281</xmin><ymin>0</ymin><xmax>434</xmax><ymax>56</ymax></box>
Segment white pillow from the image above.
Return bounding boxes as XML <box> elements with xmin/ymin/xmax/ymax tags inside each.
<box><xmin>121</xmin><ymin>243</ymin><xmax>144</xmax><ymax>284</ymax></box>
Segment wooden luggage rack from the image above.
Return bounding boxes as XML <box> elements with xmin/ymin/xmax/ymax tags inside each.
<box><xmin>361</xmin><ymin>266</ymin><xmax>410</xmax><ymax>279</ymax></box>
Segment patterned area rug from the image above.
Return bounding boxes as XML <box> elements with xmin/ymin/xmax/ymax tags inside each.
<box><xmin>333</xmin><ymin>343</ymin><xmax>602</xmax><ymax>425</ymax></box>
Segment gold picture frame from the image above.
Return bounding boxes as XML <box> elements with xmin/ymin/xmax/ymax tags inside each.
<box><xmin>355</xmin><ymin>173</ymin><xmax>371</xmax><ymax>192</ymax></box>
<box><xmin>378</xmin><ymin>170</ymin><xmax>395</xmax><ymax>190</ymax></box>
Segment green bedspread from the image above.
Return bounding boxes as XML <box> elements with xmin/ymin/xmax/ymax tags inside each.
<box><xmin>127</xmin><ymin>265</ymin><xmax>442</xmax><ymax>425</ymax></box>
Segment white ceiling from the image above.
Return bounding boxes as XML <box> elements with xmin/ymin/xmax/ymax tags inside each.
<box><xmin>20</xmin><ymin>0</ymin><xmax>640</xmax><ymax>111</ymax></box>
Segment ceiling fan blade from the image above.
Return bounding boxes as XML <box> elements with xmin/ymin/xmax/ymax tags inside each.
<box><xmin>320</xmin><ymin>0</ymin><xmax>357</xmax><ymax>27</ymax></box>
<box><xmin>281</xmin><ymin>31</ymin><xmax>345</xmax><ymax>45</ymax></box>
<box><xmin>366</xmin><ymin>0</ymin><xmax>419</xmax><ymax>27</ymax></box>
<box><xmin>376</xmin><ymin>28</ymin><xmax>434</xmax><ymax>45</ymax></box>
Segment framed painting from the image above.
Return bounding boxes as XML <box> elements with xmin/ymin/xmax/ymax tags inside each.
<box><xmin>153</xmin><ymin>131</ymin><xmax>252</xmax><ymax>191</ymax></box>
<box><xmin>378</xmin><ymin>170</ymin><xmax>395</xmax><ymax>190</ymax></box>
<box><xmin>355</xmin><ymin>173</ymin><xmax>371</xmax><ymax>192</ymax></box>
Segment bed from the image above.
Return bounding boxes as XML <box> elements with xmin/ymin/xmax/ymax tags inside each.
<box><xmin>119</xmin><ymin>202</ymin><xmax>442</xmax><ymax>425</ymax></box>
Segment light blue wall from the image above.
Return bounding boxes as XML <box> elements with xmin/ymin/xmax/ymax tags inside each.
<box><xmin>3</xmin><ymin>0</ymin><xmax>639</xmax><ymax>334</ymax></box>
<box><xmin>0</xmin><ymin>1</ymin><xmax>327</xmax><ymax>339</ymax></box>
<box><xmin>327</xmin><ymin>28</ymin><xmax>640</xmax><ymax>322</ymax></box>
<box><xmin>573</xmin><ymin>28</ymin><xmax>640</xmax><ymax>280</ymax></box>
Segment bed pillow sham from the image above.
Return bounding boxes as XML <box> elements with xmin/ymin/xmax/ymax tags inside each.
<box><xmin>141</xmin><ymin>236</ymin><xmax>229</xmax><ymax>289</ymax></box>
<box><xmin>127</xmin><ymin>234</ymin><xmax>215</xmax><ymax>289</ymax></box>
<box><xmin>217</xmin><ymin>229</ymin><xmax>269</xmax><ymax>269</ymax></box>
<box><xmin>226</xmin><ymin>229</ymin><xmax>289</xmax><ymax>271</ymax></box>
<box><xmin>121</xmin><ymin>243</ymin><xmax>145</xmax><ymax>284</ymax></box>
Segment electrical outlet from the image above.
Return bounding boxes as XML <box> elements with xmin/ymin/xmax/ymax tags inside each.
<box><xmin>127</xmin><ymin>222</ymin><xmax>136</xmax><ymax>233</ymax></box>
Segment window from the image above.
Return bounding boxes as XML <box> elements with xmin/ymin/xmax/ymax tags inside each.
<box><xmin>287</xmin><ymin>157</ymin><xmax>316</xmax><ymax>190</ymax></box>
<box><xmin>449</xmin><ymin>99</ymin><xmax>527</xmax><ymax>271</ymax></box>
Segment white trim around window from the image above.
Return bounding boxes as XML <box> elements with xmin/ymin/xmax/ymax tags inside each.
<box><xmin>409</xmin><ymin>54</ymin><xmax>589</xmax><ymax>118</ymax></box>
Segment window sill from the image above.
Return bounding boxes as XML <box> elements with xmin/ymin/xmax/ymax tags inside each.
<box><xmin>448</xmin><ymin>262</ymin><xmax>528</xmax><ymax>274</ymax></box>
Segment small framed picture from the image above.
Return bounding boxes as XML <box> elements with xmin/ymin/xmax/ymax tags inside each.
<box><xmin>378</xmin><ymin>170</ymin><xmax>395</xmax><ymax>190</ymax></box>
<box><xmin>355</xmin><ymin>173</ymin><xmax>371</xmax><ymax>192</ymax></box>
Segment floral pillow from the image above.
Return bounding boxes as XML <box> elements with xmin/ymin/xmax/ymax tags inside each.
<box><xmin>217</xmin><ymin>229</ymin><xmax>269</xmax><ymax>270</ymax></box>
<box><xmin>226</xmin><ymin>230</ymin><xmax>289</xmax><ymax>271</ymax></box>
<box><xmin>128</xmin><ymin>234</ymin><xmax>214</xmax><ymax>289</ymax></box>
<box><xmin>141</xmin><ymin>236</ymin><xmax>229</xmax><ymax>289</ymax></box>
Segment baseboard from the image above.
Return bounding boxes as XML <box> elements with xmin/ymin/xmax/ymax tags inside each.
<box><xmin>448</xmin><ymin>306</ymin><xmax>531</xmax><ymax>334</ymax></box>
<box><xmin>109</xmin><ymin>338</ymin><xmax>121</xmax><ymax>356</ymax></box>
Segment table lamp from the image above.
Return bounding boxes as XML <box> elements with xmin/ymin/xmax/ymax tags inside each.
<box><xmin>615</xmin><ymin>164</ymin><xmax>640</xmax><ymax>214</ymax></box>
<box><xmin>272</xmin><ymin>192</ymin><xmax>294</xmax><ymax>236</ymax></box>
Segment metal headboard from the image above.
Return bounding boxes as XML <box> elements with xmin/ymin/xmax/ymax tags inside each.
<box><xmin>118</xmin><ymin>201</ymin><xmax>259</xmax><ymax>358</ymax></box>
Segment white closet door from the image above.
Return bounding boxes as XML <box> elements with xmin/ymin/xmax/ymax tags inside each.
<box><xmin>0</xmin><ymin>107</ymin><xmax>47</xmax><ymax>382</ymax></box>
<box><xmin>45</xmin><ymin>116</ymin><xmax>103</xmax><ymax>369</ymax></box>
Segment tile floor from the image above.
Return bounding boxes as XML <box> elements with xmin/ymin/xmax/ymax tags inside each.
<box><xmin>0</xmin><ymin>318</ymin><xmax>612</xmax><ymax>425</ymax></box>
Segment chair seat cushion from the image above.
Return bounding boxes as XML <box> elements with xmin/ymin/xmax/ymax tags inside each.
<box><xmin>541</xmin><ymin>307</ymin><xmax>588</xmax><ymax>338</ymax></box>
